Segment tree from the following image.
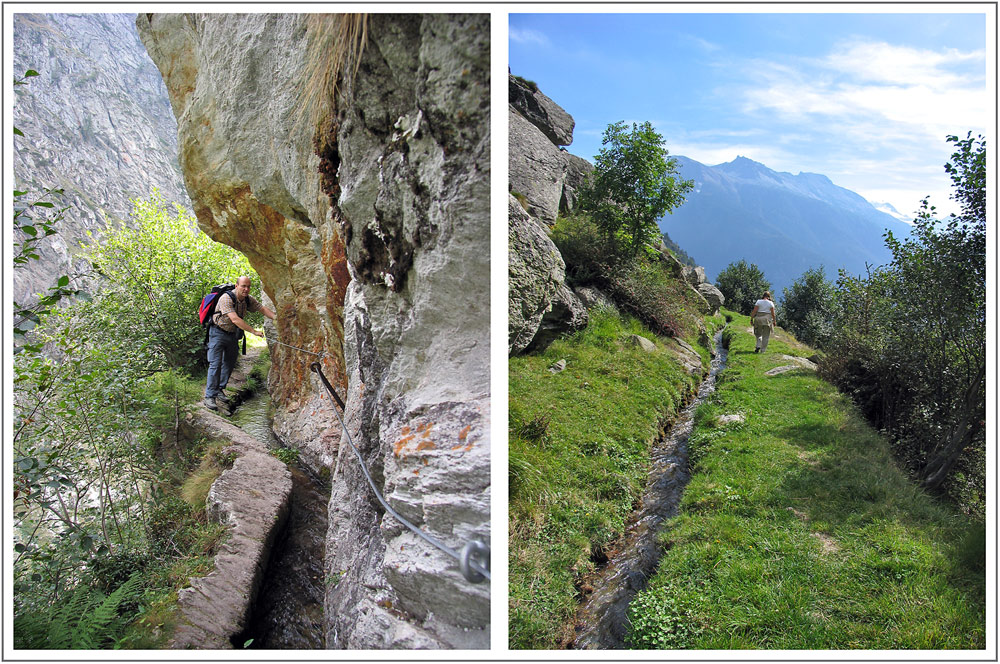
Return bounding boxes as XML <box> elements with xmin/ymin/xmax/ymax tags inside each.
<box><xmin>580</xmin><ymin>121</ymin><xmax>693</xmax><ymax>256</ymax></box>
<box><xmin>822</xmin><ymin>133</ymin><xmax>986</xmax><ymax>499</ymax></box>
<box><xmin>80</xmin><ymin>191</ymin><xmax>256</xmax><ymax>371</ymax></box>
<box><xmin>779</xmin><ymin>266</ymin><xmax>835</xmax><ymax>347</ymax></box>
<box><xmin>714</xmin><ymin>259</ymin><xmax>772</xmax><ymax>315</ymax></box>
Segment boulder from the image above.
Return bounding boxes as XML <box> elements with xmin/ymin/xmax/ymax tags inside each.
<box><xmin>697</xmin><ymin>282</ymin><xmax>725</xmax><ymax>315</ymax></box>
<box><xmin>682</xmin><ymin>265</ymin><xmax>707</xmax><ymax>286</ymax></box>
<box><xmin>509</xmin><ymin>194</ymin><xmax>566</xmax><ymax>355</ymax></box>
<box><xmin>527</xmin><ymin>283</ymin><xmax>588</xmax><ymax>352</ymax></box>
<box><xmin>508</xmin><ymin>74</ymin><xmax>575</xmax><ymax>146</ymax></box>
<box><xmin>573</xmin><ymin>285</ymin><xmax>617</xmax><ymax>312</ymax></box>
<box><xmin>509</xmin><ymin>109</ymin><xmax>567</xmax><ymax>224</ymax></box>
<box><xmin>627</xmin><ymin>334</ymin><xmax>657</xmax><ymax>353</ymax></box>
<box><xmin>560</xmin><ymin>152</ymin><xmax>594</xmax><ymax>215</ymax></box>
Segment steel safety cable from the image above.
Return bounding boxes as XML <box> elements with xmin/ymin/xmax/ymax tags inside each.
<box><xmin>309</xmin><ymin>362</ymin><xmax>490</xmax><ymax>584</ymax></box>
<box><xmin>263</xmin><ymin>331</ymin><xmax>325</xmax><ymax>358</ymax></box>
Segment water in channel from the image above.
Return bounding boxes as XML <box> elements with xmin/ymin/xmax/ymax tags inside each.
<box><xmin>231</xmin><ymin>393</ymin><xmax>330</xmax><ymax>649</ymax></box>
<box><xmin>572</xmin><ymin>327</ymin><xmax>728</xmax><ymax>650</ymax></box>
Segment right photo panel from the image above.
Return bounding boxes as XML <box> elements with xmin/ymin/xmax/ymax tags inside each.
<box><xmin>507</xmin><ymin>10</ymin><xmax>988</xmax><ymax>651</ymax></box>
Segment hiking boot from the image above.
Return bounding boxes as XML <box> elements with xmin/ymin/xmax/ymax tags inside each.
<box><xmin>204</xmin><ymin>397</ymin><xmax>218</xmax><ymax>411</ymax></box>
<box><xmin>216</xmin><ymin>391</ymin><xmax>231</xmax><ymax>405</ymax></box>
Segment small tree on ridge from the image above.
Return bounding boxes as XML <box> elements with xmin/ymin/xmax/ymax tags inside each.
<box><xmin>580</xmin><ymin>120</ymin><xmax>693</xmax><ymax>257</ymax></box>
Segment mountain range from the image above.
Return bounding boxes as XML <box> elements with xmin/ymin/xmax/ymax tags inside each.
<box><xmin>660</xmin><ymin>155</ymin><xmax>912</xmax><ymax>296</ymax></box>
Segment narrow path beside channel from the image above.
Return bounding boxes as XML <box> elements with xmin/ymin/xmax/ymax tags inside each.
<box><xmin>231</xmin><ymin>391</ymin><xmax>331</xmax><ymax>650</ymax></box>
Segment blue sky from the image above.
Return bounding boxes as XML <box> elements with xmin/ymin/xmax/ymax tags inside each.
<box><xmin>509</xmin><ymin>11</ymin><xmax>991</xmax><ymax>219</ymax></box>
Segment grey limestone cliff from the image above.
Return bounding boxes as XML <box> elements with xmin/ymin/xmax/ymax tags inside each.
<box><xmin>137</xmin><ymin>13</ymin><xmax>489</xmax><ymax>649</ymax></box>
<box><xmin>13</xmin><ymin>13</ymin><xmax>189</xmax><ymax>305</ymax></box>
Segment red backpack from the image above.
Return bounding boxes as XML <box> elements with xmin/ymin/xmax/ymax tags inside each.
<box><xmin>198</xmin><ymin>284</ymin><xmax>246</xmax><ymax>353</ymax></box>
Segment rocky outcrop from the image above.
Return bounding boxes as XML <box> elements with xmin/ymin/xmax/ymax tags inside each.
<box><xmin>509</xmin><ymin>194</ymin><xmax>567</xmax><ymax>354</ymax></box>
<box><xmin>508</xmin><ymin>75</ymin><xmax>591</xmax><ymax>353</ymax></box>
<box><xmin>508</xmin><ymin>74</ymin><xmax>592</xmax><ymax>226</ymax></box>
<box><xmin>138</xmin><ymin>13</ymin><xmax>489</xmax><ymax>650</ymax></box>
<box><xmin>561</xmin><ymin>152</ymin><xmax>594</xmax><ymax>215</ymax></box>
<box><xmin>573</xmin><ymin>285</ymin><xmax>617</xmax><ymax>312</ymax></box>
<box><xmin>680</xmin><ymin>259</ymin><xmax>725</xmax><ymax>316</ymax></box>
<box><xmin>509</xmin><ymin>111</ymin><xmax>568</xmax><ymax>225</ymax></box>
<box><xmin>508</xmin><ymin>74</ymin><xmax>574</xmax><ymax>146</ymax></box>
<box><xmin>13</xmin><ymin>13</ymin><xmax>189</xmax><ymax>305</ymax></box>
<box><xmin>528</xmin><ymin>283</ymin><xmax>588</xmax><ymax>352</ymax></box>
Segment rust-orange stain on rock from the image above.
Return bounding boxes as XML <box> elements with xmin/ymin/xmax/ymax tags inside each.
<box><xmin>393</xmin><ymin>434</ymin><xmax>416</xmax><ymax>457</ymax></box>
<box><xmin>394</xmin><ymin>422</ymin><xmax>438</xmax><ymax>458</ymax></box>
<box><xmin>451</xmin><ymin>425</ymin><xmax>476</xmax><ymax>452</ymax></box>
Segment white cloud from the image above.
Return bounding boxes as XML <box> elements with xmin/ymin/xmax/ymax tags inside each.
<box><xmin>509</xmin><ymin>27</ymin><xmax>550</xmax><ymax>47</ymax></box>
<box><xmin>738</xmin><ymin>39</ymin><xmax>987</xmax><ymax>138</ymax></box>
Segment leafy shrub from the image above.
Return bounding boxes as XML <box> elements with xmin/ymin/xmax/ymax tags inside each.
<box><xmin>627</xmin><ymin>583</ymin><xmax>703</xmax><ymax>648</ymax></box>
<box><xmin>80</xmin><ymin>191</ymin><xmax>256</xmax><ymax>372</ymax></box>
<box><xmin>270</xmin><ymin>446</ymin><xmax>300</xmax><ymax>465</ymax></box>
<box><xmin>779</xmin><ymin>266</ymin><xmax>835</xmax><ymax>348</ymax></box>
<box><xmin>715</xmin><ymin>259</ymin><xmax>772</xmax><ymax>315</ymax></box>
<box><xmin>552</xmin><ymin>213</ymin><xmax>694</xmax><ymax>338</ymax></box>
<box><xmin>820</xmin><ymin>134</ymin><xmax>985</xmax><ymax>499</ymax></box>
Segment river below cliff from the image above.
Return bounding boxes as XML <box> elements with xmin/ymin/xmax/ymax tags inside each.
<box><xmin>231</xmin><ymin>392</ymin><xmax>329</xmax><ymax>649</ymax></box>
<box><xmin>572</xmin><ymin>327</ymin><xmax>728</xmax><ymax>649</ymax></box>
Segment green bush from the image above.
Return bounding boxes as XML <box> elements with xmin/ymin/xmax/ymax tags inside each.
<box><xmin>551</xmin><ymin>213</ymin><xmax>695</xmax><ymax>338</ymax></box>
<box><xmin>81</xmin><ymin>191</ymin><xmax>256</xmax><ymax>372</ymax></box>
<box><xmin>715</xmin><ymin>259</ymin><xmax>772</xmax><ymax>315</ymax></box>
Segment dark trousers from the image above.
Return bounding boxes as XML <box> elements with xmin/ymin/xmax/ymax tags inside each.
<box><xmin>205</xmin><ymin>325</ymin><xmax>238</xmax><ymax>398</ymax></box>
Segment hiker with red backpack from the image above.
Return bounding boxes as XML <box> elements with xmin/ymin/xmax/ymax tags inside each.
<box><xmin>201</xmin><ymin>275</ymin><xmax>275</xmax><ymax>411</ymax></box>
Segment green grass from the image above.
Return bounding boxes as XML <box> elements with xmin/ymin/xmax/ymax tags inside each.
<box><xmin>509</xmin><ymin>307</ymin><xmax>723</xmax><ymax>648</ymax></box>
<box><xmin>627</xmin><ymin>311</ymin><xmax>985</xmax><ymax>649</ymax></box>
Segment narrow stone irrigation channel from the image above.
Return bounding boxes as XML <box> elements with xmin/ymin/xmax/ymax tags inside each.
<box><xmin>231</xmin><ymin>393</ymin><xmax>330</xmax><ymax>649</ymax></box>
<box><xmin>573</xmin><ymin>328</ymin><xmax>729</xmax><ymax>649</ymax></box>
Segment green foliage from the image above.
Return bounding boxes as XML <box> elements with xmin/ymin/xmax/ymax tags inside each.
<box><xmin>714</xmin><ymin>259</ymin><xmax>772</xmax><ymax>315</ymax></box>
<box><xmin>80</xmin><ymin>191</ymin><xmax>256</xmax><ymax>371</ymax></box>
<box><xmin>551</xmin><ymin>213</ymin><xmax>699</xmax><ymax>339</ymax></box>
<box><xmin>627</xmin><ymin>582</ymin><xmax>703</xmax><ymax>648</ymax></box>
<box><xmin>779</xmin><ymin>266</ymin><xmax>835</xmax><ymax>347</ymax></box>
<box><xmin>14</xmin><ymin>573</ymin><xmax>143</xmax><ymax>649</ymax></box>
<box><xmin>270</xmin><ymin>446</ymin><xmax>300</xmax><ymax>466</ymax></box>
<box><xmin>579</xmin><ymin>120</ymin><xmax>693</xmax><ymax>257</ymax></box>
<box><xmin>509</xmin><ymin>307</ymin><xmax>710</xmax><ymax>648</ymax></box>
<box><xmin>512</xmin><ymin>74</ymin><xmax>539</xmax><ymax>92</ymax></box>
<box><xmin>821</xmin><ymin>134</ymin><xmax>985</xmax><ymax>501</ymax></box>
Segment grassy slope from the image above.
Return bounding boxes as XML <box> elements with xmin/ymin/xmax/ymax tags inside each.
<box><xmin>628</xmin><ymin>312</ymin><xmax>985</xmax><ymax>649</ymax></box>
<box><xmin>509</xmin><ymin>307</ymin><xmax>724</xmax><ymax>648</ymax></box>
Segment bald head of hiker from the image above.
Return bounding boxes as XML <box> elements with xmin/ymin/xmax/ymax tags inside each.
<box><xmin>203</xmin><ymin>276</ymin><xmax>275</xmax><ymax>411</ymax></box>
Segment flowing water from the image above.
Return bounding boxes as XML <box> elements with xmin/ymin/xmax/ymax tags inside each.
<box><xmin>231</xmin><ymin>393</ymin><xmax>330</xmax><ymax>649</ymax></box>
<box><xmin>572</xmin><ymin>328</ymin><xmax>728</xmax><ymax>650</ymax></box>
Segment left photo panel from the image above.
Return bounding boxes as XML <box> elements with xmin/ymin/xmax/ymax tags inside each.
<box><xmin>10</xmin><ymin>12</ymin><xmax>490</xmax><ymax>650</ymax></box>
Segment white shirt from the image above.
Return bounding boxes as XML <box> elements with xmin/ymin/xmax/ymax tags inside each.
<box><xmin>754</xmin><ymin>299</ymin><xmax>775</xmax><ymax>315</ymax></box>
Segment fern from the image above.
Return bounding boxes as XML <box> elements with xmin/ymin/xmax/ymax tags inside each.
<box><xmin>14</xmin><ymin>574</ymin><xmax>143</xmax><ymax>649</ymax></box>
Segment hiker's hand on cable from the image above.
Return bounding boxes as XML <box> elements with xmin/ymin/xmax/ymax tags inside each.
<box><xmin>252</xmin><ymin>328</ymin><xmax>264</xmax><ymax>338</ymax></box>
